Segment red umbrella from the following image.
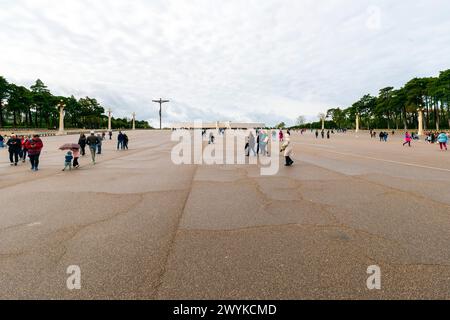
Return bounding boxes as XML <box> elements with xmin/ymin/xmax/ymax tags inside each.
<box><xmin>59</xmin><ymin>143</ymin><xmax>80</xmax><ymax>150</ymax></box>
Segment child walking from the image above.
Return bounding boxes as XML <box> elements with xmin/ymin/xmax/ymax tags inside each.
<box><xmin>63</xmin><ymin>151</ymin><xmax>74</xmax><ymax>171</ymax></box>
<box><xmin>72</xmin><ymin>148</ymin><xmax>80</xmax><ymax>168</ymax></box>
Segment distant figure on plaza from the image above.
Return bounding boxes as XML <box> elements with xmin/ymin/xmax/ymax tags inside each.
<box><xmin>315</xmin><ymin>130</ymin><xmax>319</xmax><ymax>139</ymax></box>
<box><xmin>109</xmin><ymin>131</ymin><xmax>113</xmax><ymax>140</ymax></box>
<box><xmin>437</xmin><ymin>132</ymin><xmax>448</xmax><ymax>151</ymax></box>
<box><xmin>327</xmin><ymin>131</ymin><xmax>330</xmax><ymax>139</ymax></box>
<box><xmin>123</xmin><ymin>133</ymin><xmax>129</xmax><ymax>150</ymax></box>
<box><xmin>86</xmin><ymin>131</ymin><xmax>100</xmax><ymax>164</ymax></box>
<box><xmin>246</xmin><ymin>131</ymin><xmax>256</xmax><ymax>157</ymax></box>
<box><xmin>62</xmin><ymin>151</ymin><xmax>73</xmax><ymax>171</ymax></box>
<box><xmin>97</xmin><ymin>134</ymin><xmax>103</xmax><ymax>154</ymax></box>
<box><xmin>6</xmin><ymin>134</ymin><xmax>22</xmax><ymax>166</ymax></box>
<box><xmin>0</xmin><ymin>134</ymin><xmax>4</xmax><ymax>148</ymax></box>
<box><xmin>26</xmin><ymin>135</ymin><xmax>44</xmax><ymax>171</ymax></box>
<box><xmin>117</xmin><ymin>131</ymin><xmax>124</xmax><ymax>150</ymax></box>
<box><xmin>78</xmin><ymin>133</ymin><xmax>87</xmax><ymax>156</ymax></box>
<box><xmin>102</xmin><ymin>132</ymin><xmax>106</xmax><ymax>140</ymax></box>
<box><xmin>403</xmin><ymin>132</ymin><xmax>412</xmax><ymax>147</ymax></box>
<box><xmin>208</xmin><ymin>131</ymin><xmax>215</xmax><ymax>144</ymax></box>
<box><xmin>279</xmin><ymin>130</ymin><xmax>284</xmax><ymax>142</ymax></box>
<box><xmin>321</xmin><ymin>130</ymin><xmax>325</xmax><ymax>139</ymax></box>
<box><xmin>259</xmin><ymin>130</ymin><xmax>268</xmax><ymax>156</ymax></box>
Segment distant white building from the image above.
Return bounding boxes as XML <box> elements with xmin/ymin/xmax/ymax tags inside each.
<box><xmin>170</xmin><ymin>121</ymin><xmax>265</xmax><ymax>129</ymax></box>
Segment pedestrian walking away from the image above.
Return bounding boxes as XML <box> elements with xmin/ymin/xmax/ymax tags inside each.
<box><xmin>97</xmin><ymin>134</ymin><xmax>103</xmax><ymax>154</ymax></box>
<box><xmin>86</xmin><ymin>131</ymin><xmax>100</xmax><ymax>164</ymax></box>
<box><xmin>78</xmin><ymin>133</ymin><xmax>87</xmax><ymax>156</ymax></box>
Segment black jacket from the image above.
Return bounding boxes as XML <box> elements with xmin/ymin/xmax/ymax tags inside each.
<box><xmin>86</xmin><ymin>135</ymin><xmax>100</xmax><ymax>146</ymax></box>
<box><xmin>7</xmin><ymin>138</ymin><xmax>22</xmax><ymax>151</ymax></box>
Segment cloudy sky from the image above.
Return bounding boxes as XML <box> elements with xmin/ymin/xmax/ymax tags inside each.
<box><xmin>1</xmin><ymin>0</ymin><xmax>449</xmax><ymax>127</ymax></box>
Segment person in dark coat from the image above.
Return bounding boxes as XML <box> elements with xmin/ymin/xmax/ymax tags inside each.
<box><xmin>6</xmin><ymin>134</ymin><xmax>22</xmax><ymax>166</ymax></box>
<box><xmin>117</xmin><ymin>131</ymin><xmax>124</xmax><ymax>150</ymax></box>
<box><xmin>78</xmin><ymin>133</ymin><xmax>87</xmax><ymax>156</ymax></box>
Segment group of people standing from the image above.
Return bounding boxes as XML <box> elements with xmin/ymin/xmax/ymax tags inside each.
<box><xmin>244</xmin><ymin>129</ymin><xmax>294</xmax><ymax>166</ymax></box>
<box><xmin>1</xmin><ymin>130</ymin><xmax>131</xmax><ymax>173</ymax></box>
<box><xmin>315</xmin><ymin>130</ymin><xmax>331</xmax><ymax>139</ymax></box>
<box><xmin>1</xmin><ymin>133</ymin><xmax>44</xmax><ymax>171</ymax></box>
<box><xmin>75</xmin><ymin>130</ymin><xmax>129</xmax><ymax>167</ymax></box>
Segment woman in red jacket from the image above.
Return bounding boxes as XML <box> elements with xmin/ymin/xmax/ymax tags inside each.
<box><xmin>26</xmin><ymin>135</ymin><xmax>44</xmax><ymax>171</ymax></box>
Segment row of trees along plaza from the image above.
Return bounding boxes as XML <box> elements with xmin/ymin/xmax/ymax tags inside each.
<box><xmin>0</xmin><ymin>77</ymin><xmax>152</xmax><ymax>130</ymax></box>
<box><xmin>293</xmin><ymin>69</ymin><xmax>450</xmax><ymax>131</ymax></box>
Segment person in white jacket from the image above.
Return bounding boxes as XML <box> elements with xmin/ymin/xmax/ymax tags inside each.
<box><xmin>281</xmin><ymin>136</ymin><xmax>294</xmax><ymax>166</ymax></box>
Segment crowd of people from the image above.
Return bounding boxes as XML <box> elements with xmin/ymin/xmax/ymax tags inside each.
<box><xmin>0</xmin><ymin>134</ymin><xmax>44</xmax><ymax>170</ymax></box>
<box><xmin>0</xmin><ymin>130</ymin><xmax>131</xmax><ymax>172</ymax></box>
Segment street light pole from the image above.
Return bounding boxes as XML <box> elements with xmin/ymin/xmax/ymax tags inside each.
<box><xmin>152</xmin><ymin>98</ymin><xmax>170</xmax><ymax>130</ymax></box>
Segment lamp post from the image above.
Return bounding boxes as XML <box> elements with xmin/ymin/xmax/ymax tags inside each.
<box><xmin>152</xmin><ymin>98</ymin><xmax>170</xmax><ymax>130</ymax></box>
<box><xmin>355</xmin><ymin>113</ymin><xmax>360</xmax><ymax>133</ymax></box>
<box><xmin>417</xmin><ymin>108</ymin><xmax>424</xmax><ymax>136</ymax></box>
<box><xmin>57</xmin><ymin>100</ymin><xmax>66</xmax><ymax>134</ymax></box>
<box><xmin>107</xmin><ymin>108</ymin><xmax>112</xmax><ymax>132</ymax></box>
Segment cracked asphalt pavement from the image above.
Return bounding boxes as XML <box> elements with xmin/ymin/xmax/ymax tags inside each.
<box><xmin>0</xmin><ymin>130</ymin><xmax>449</xmax><ymax>299</ymax></box>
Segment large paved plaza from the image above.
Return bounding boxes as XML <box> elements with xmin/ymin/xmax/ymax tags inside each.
<box><xmin>0</xmin><ymin>130</ymin><xmax>449</xmax><ymax>299</ymax></box>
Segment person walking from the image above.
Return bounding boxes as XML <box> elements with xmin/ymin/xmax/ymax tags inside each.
<box><xmin>403</xmin><ymin>132</ymin><xmax>412</xmax><ymax>147</ymax></box>
<box><xmin>6</xmin><ymin>134</ymin><xmax>22</xmax><ymax>166</ymax></box>
<box><xmin>279</xmin><ymin>130</ymin><xmax>284</xmax><ymax>142</ymax></box>
<box><xmin>0</xmin><ymin>134</ymin><xmax>4</xmax><ymax>148</ymax></box>
<box><xmin>72</xmin><ymin>148</ymin><xmax>80</xmax><ymax>169</ymax></box>
<box><xmin>78</xmin><ymin>133</ymin><xmax>87</xmax><ymax>156</ymax></box>
<box><xmin>97</xmin><ymin>134</ymin><xmax>103</xmax><ymax>154</ymax></box>
<box><xmin>281</xmin><ymin>136</ymin><xmax>294</xmax><ymax>166</ymax></box>
<box><xmin>109</xmin><ymin>131</ymin><xmax>113</xmax><ymax>140</ymax></box>
<box><xmin>26</xmin><ymin>134</ymin><xmax>44</xmax><ymax>171</ymax></box>
<box><xmin>21</xmin><ymin>135</ymin><xmax>31</xmax><ymax>163</ymax></box>
<box><xmin>117</xmin><ymin>131</ymin><xmax>124</xmax><ymax>150</ymax></box>
<box><xmin>123</xmin><ymin>133</ymin><xmax>129</xmax><ymax>150</ymax></box>
<box><xmin>315</xmin><ymin>130</ymin><xmax>319</xmax><ymax>139</ymax></box>
<box><xmin>437</xmin><ymin>132</ymin><xmax>448</xmax><ymax>151</ymax></box>
<box><xmin>62</xmin><ymin>151</ymin><xmax>74</xmax><ymax>171</ymax></box>
<box><xmin>86</xmin><ymin>131</ymin><xmax>100</xmax><ymax>164</ymax></box>
<box><xmin>247</xmin><ymin>131</ymin><xmax>256</xmax><ymax>157</ymax></box>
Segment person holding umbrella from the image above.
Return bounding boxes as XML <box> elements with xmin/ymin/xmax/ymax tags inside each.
<box><xmin>59</xmin><ymin>143</ymin><xmax>81</xmax><ymax>169</ymax></box>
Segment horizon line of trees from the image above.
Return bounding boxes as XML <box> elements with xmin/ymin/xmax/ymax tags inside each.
<box><xmin>0</xmin><ymin>76</ymin><xmax>152</xmax><ymax>130</ymax></box>
<box><xmin>293</xmin><ymin>69</ymin><xmax>450</xmax><ymax>131</ymax></box>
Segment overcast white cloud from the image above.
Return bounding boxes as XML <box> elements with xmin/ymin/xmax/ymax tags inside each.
<box><xmin>1</xmin><ymin>0</ymin><xmax>449</xmax><ymax>127</ymax></box>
